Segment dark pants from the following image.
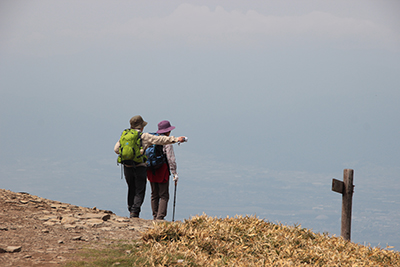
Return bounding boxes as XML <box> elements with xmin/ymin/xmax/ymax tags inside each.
<box><xmin>150</xmin><ymin>181</ymin><xmax>170</xmax><ymax>220</ymax></box>
<box><xmin>124</xmin><ymin>165</ymin><xmax>147</xmax><ymax>215</ymax></box>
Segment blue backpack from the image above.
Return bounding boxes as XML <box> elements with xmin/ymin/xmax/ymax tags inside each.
<box><xmin>145</xmin><ymin>133</ymin><xmax>167</xmax><ymax>171</ymax></box>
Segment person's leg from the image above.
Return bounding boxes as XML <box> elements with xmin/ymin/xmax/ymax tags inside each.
<box><xmin>123</xmin><ymin>166</ymin><xmax>136</xmax><ymax>215</ymax></box>
<box><xmin>150</xmin><ymin>182</ymin><xmax>160</xmax><ymax>220</ymax></box>
<box><xmin>131</xmin><ymin>166</ymin><xmax>147</xmax><ymax>217</ymax></box>
<box><xmin>156</xmin><ymin>181</ymin><xmax>170</xmax><ymax>220</ymax></box>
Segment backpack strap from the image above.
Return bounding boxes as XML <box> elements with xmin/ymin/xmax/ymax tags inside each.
<box><xmin>138</xmin><ymin>132</ymin><xmax>145</xmax><ymax>163</ymax></box>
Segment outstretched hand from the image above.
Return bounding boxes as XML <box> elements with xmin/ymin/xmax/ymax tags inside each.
<box><xmin>177</xmin><ymin>136</ymin><xmax>186</xmax><ymax>143</ymax></box>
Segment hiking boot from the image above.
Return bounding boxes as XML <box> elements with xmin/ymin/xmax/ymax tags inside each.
<box><xmin>130</xmin><ymin>212</ymin><xmax>139</xmax><ymax>218</ymax></box>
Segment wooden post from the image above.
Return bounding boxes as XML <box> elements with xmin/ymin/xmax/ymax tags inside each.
<box><xmin>332</xmin><ymin>169</ymin><xmax>354</xmax><ymax>241</ymax></box>
<box><xmin>341</xmin><ymin>169</ymin><xmax>354</xmax><ymax>241</ymax></box>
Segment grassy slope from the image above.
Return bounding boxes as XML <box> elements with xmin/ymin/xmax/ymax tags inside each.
<box><xmin>66</xmin><ymin>215</ymin><xmax>400</xmax><ymax>266</ymax></box>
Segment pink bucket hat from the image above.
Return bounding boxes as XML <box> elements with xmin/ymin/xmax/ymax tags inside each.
<box><xmin>157</xmin><ymin>120</ymin><xmax>175</xmax><ymax>134</ymax></box>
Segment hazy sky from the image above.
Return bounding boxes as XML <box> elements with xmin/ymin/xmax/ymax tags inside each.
<box><xmin>1</xmin><ymin>0</ymin><xmax>399</xmax><ymax>250</ymax></box>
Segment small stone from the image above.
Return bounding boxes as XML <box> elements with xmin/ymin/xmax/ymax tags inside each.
<box><xmin>101</xmin><ymin>214</ymin><xmax>111</xmax><ymax>221</ymax></box>
<box><xmin>38</xmin><ymin>215</ymin><xmax>58</xmax><ymax>221</ymax></box>
<box><xmin>58</xmin><ymin>240</ymin><xmax>64</xmax><ymax>244</ymax></box>
<box><xmin>115</xmin><ymin>217</ymin><xmax>130</xmax><ymax>223</ymax></box>
<box><xmin>85</xmin><ymin>218</ymin><xmax>104</xmax><ymax>227</ymax></box>
<box><xmin>61</xmin><ymin>216</ymin><xmax>79</xmax><ymax>224</ymax></box>
<box><xmin>102</xmin><ymin>209</ymin><xmax>114</xmax><ymax>214</ymax></box>
<box><xmin>42</xmin><ymin>229</ymin><xmax>49</xmax><ymax>233</ymax></box>
<box><xmin>23</xmin><ymin>255</ymin><xmax>32</xmax><ymax>258</ymax></box>
<box><xmin>63</xmin><ymin>224</ymin><xmax>77</xmax><ymax>230</ymax></box>
<box><xmin>43</xmin><ymin>221</ymin><xmax>57</xmax><ymax>226</ymax></box>
<box><xmin>72</xmin><ymin>236</ymin><xmax>82</xmax><ymax>241</ymax></box>
<box><xmin>6</xmin><ymin>246</ymin><xmax>22</xmax><ymax>253</ymax></box>
<box><xmin>79</xmin><ymin>213</ymin><xmax>110</xmax><ymax>221</ymax></box>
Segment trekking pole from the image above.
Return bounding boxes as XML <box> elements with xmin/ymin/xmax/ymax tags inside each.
<box><xmin>173</xmin><ymin>137</ymin><xmax>186</xmax><ymax>221</ymax></box>
<box><xmin>172</xmin><ymin>180</ymin><xmax>177</xmax><ymax>222</ymax></box>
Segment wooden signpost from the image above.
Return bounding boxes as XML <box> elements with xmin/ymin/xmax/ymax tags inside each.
<box><xmin>332</xmin><ymin>169</ymin><xmax>354</xmax><ymax>241</ymax></box>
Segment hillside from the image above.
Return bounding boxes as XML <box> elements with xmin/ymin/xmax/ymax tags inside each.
<box><xmin>1</xmin><ymin>189</ymin><xmax>399</xmax><ymax>266</ymax></box>
<box><xmin>0</xmin><ymin>189</ymin><xmax>154</xmax><ymax>266</ymax></box>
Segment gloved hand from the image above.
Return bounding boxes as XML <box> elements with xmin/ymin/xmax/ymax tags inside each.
<box><xmin>173</xmin><ymin>173</ymin><xmax>179</xmax><ymax>183</ymax></box>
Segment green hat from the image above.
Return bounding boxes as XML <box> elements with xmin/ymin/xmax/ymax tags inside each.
<box><xmin>130</xmin><ymin>115</ymin><xmax>147</xmax><ymax>129</ymax></box>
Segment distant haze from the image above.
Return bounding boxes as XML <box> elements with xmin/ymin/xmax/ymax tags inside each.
<box><xmin>1</xmin><ymin>0</ymin><xmax>399</xmax><ymax>251</ymax></box>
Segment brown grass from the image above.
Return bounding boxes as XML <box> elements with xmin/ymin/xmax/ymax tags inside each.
<box><xmin>139</xmin><ymin>214</ymin><xmax>400</xmax><ymax>266</ymax></box>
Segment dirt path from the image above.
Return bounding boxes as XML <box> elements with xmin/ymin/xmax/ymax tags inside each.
<box><xmin>0</xmin><ymin>189</ymin><xmax>154</xmax><ymax>266</ymax></box>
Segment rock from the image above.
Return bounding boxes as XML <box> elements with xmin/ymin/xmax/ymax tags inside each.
<box><xmin>43</xmin><ymin>221</ymin><xmax>58</xmax><ymax>226</ymax></box>
<box><xmin>101</xmin><ymin>214</ymin><xmax>111</xmax><ymax>221</ymax></box>
<box><xmin>115</xmin><ymin>217</ymin><xmax>130</xmax><ymax>223</ymax></box>
<box><xmin>78</xmin><ymin>213</ymin><xmax>111</xmax><ymax>221</ymax></box>
<box><xmin>61</xmin><ymin>216</ymin><xmax>79</xmax><ymax>224</ymax></box>
<box><xmin>85</xmin><ymin>218</ymin><xmax>105</xmax><ymax>226</ymax></box>
<box><xmin>99</xmin><ymin>227</ymin><xmax>113</xmax><ymax>231</ymax></box>
<box><xmin>63</xmin><ymin>224</ymin><xmax>78</xmax><ymax>230</ymax></box>
<box><xmin>38</xmin><ymin>215</ymin><xmax>58</xmax><ymax>221</ymax></box>
<box><xmin>101</xmin><ymin>209</ymin><xmax>114</xmax><ymax>214</ymax></box>
<box><xmin>6</xmin><ymin>246</ymin><xmax>22</xmax><ymax>253</ymax></box>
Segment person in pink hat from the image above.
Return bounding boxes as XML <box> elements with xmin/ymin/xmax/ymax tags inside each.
<box><xmin>147</xmin><ymin>120</ymin><xmax>180</xmax><ymax>221</ymax></box>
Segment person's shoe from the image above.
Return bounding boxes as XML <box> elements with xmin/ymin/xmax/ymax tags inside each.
<box><xmin>130</xmin><ymin>212</ymin><xmax>139</xmax><ymax>218</ymax></box>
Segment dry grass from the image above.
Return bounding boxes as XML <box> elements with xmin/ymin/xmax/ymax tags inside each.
<box><xmin>139</xmin><ymin>214</ymin><xmax>400</xmax><ymax>266</ymax></box>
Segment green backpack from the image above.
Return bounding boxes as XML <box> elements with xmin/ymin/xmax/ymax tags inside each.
<box><xmin>117</xmin><ymin>129</ymin><xmax>146</xmax><ymax>166</ymax></box>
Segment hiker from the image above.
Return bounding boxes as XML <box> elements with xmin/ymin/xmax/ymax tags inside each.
<box><xmin>114</xmin><ymin>115</ymin><xmax>186</xmax><ymax>218</ymax></box>
<box><xmin>146</xmin><ymin>120</ymin><xmax>179</xmax><ymax>221</ymax></box>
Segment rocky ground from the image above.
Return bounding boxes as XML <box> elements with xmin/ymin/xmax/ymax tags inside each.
<box><xmin>0</xmin><ymin>188</ymin><xmax>155</xmax><ymax>266</ymax></box>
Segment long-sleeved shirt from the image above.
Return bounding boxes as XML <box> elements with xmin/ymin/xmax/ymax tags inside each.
<box><xmin>164</xmin><ymin>144</ymin><xmax>177</xmax><ymax>175</ymax></box>
<box><xmin>114</xmin><ymin>128</ymin><xmax>179</xmax><ymax>168</ymax></box>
